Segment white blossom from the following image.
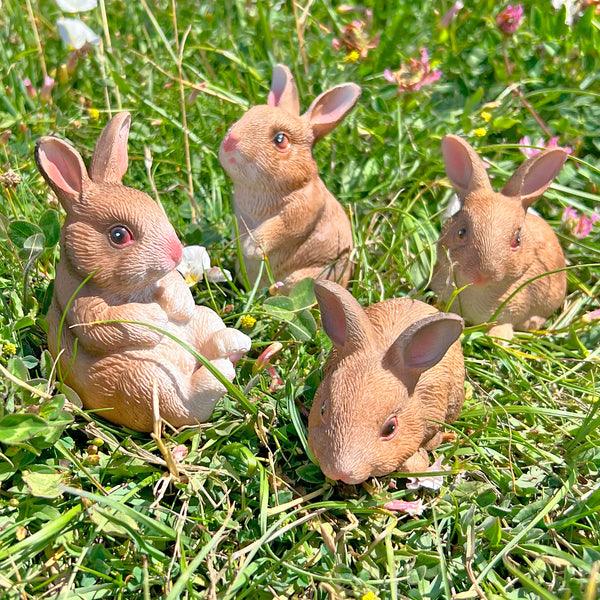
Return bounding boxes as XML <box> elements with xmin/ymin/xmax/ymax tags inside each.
<box><xmin>176</xmin><ymin>245</ymin><xmax>232</xmax><ymax>286</ymax></box>
<box><xmin>57</xmin><ymin>17</ymin><xmax>100</xmax><ymax>49</ymax></box>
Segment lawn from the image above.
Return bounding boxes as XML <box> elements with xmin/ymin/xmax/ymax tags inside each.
<box><xmin>1</xmin><ymin>0</ymin><xmax>600</xmax><ymax>598</ymax></box>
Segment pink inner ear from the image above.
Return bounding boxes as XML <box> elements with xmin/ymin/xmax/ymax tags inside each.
<box><xmin>403</xmin><ymin>319</ymin><xmax>462</xmax><ymax>371</ymax></box>
<box><xmin>442</xmin><ymin>140</ymin><xmax>473</xmax><ymax>191</ymax></box>
<box><xmin>319</xmin><ymin>293</ymin><xmax>348</xmax><ymax>348</ymax></box>
<box><xmin>267</xmin><ymin>90</ymin><xmax>277</xmax><ymax>107</ymax></box>
<box><xmin>41</xmin><ymin>144</ymin><xmax>83</xmax><ymax>197</ymax></box>
<box><xmin>520</xmin><ymin>151</ymin><xmax>566</xmax><ymax>197</ymax></box>
<box><xmin>310</xmin><ymin>86</ymin><xmax>358</xmax><ymax>126</ymax></box>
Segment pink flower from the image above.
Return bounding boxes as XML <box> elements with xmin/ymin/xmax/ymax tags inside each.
<box><xmin>562</xmin><ymin>206</ymin><xmax>599</xmax><ymax>239</ymax></box>
<box><xmin>23</xmin><ymin>77</ymin><xmax>37</xmax><ymax>99</ymax></box>
<box><xmin>253</xmin><ymin>342</ymin><xmax>283</xmax><ymax>375</ymax></box>
<box><xmin>519</xmin><ymin>135</ymin><xmax>572</xmax><ymax>159</ymax></box>
<box><xmin>439</xmin><ymin>1</ymin><xmax>464</xmax><ymax>28</ymax></box>
<box><xmin>496</xmin><ymin>4</ymin><xmax>524</xmax><ymax>34</ymax></box>
<box><xmin>383</xmin><ymin>499</ymin><xmax>424</xmax><ymax>516</ymax></box>
<box><xmin>171</xmin><ymin>444</ymin><xmax>188</xmax><ymax>463</ymax></box>
<box><xmin>582</xmin><ymin>308</ymin><xmax>600</xmax><ymax>322</ymax></box>
<box><xmin>405</xmin><ymin>455</ymin><xmax>448</xmax><ymax>491</ymax></box>
<box><xmin>384</xmin><ymin>48</ymin><xmax>442</xmax><ymax>93</ymax></box>
<box><xmin>332</xmin><ymin>18</ymin><xmax>379</xmax><ymax>59</ymax></box>
<box><xmin>40</xmin><ymin>76</ymin><xmax>55</xmax><ymax>104</ymax></box>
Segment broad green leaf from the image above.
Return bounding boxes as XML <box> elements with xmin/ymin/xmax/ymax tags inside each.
<box><xmin>0</xmin><ymin>414</ymin><xmax>49</xmax><ymax>443</ymax></box>
<box><xmin>22</xmin><ymin>469</ymin><xmax>65</xmax><ymax>498</ymax></box>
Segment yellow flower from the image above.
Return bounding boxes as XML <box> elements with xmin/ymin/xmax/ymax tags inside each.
<box><xmin>240</xmin><ymin>315</ymin><xmax>257</xmax><ymax>329</ymax></box>
<box><xmin>473</xmin><ymin>127</ymin><xmax>486</xmax><ymax>138</ymax></box>
<box><xmin>2</xmin><ymin>342</ymin><xmax>16</xmax><ymax>356</ymax></box>
<box><xmin>362</xmin><ymin>593</ymin><xmax>379</xmax><ymax>600</ymax></box>
<box><xmin>88</xmin><ymin>108</ymin><xmax>100</xmax><ymax>120</ymax></box>
<box><xmin>344</xmin><ymin>50</ymin><xmax>360</xmax><ymax>63</ymax></box>
<box><xmin>480</xmin><ymin>110</ymin><xmax>492</xmax><ymax>123</ymax></box>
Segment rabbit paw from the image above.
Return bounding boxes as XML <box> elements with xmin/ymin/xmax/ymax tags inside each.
<box><xmin>487</xmin><ymin>323</ymin><xmax>514</xmax><ymax>342</ymax></box>
<box><xmin>202</xmin><ymin>328</ymin><xmax>252</xmax><ymax>362</ymax></box>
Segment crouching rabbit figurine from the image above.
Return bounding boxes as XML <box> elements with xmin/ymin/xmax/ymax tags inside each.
<box><xmin>219</xmin><ymin>64</ymin><xmax>360</xmax><ymax>292</ymax></box>
<box><xmin>431</xmin><ymin>134</ymin><xmax>568</xmax><ymax>340</ymax></box>
<box><xmin>308</xmin><ymin>280</ymin><xmax>465</xmax><ymax>484</ymax></box>
<box><xmin>36</xmin><ymin>112</ymin><xmax>251</xmax><ymax>431</ymax></box>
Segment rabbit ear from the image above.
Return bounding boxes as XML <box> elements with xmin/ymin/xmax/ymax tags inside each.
<box><xmin>89</xmin><ymin>112</ymin><xmax>131</xmax><ymax>183</ymax></box>
<box><xmin>35</xmin><ymin>136</ymin><xmax>90</xmax><ymax>209</ymax></box>
<box><xmin>441</xmin><ymin>134</ymin><xmax>493</xmax><ymax>199</ymax></box>
<box><xmin>384</xmin><ymin>312</ymin><xmax>463</xmax><ymax>392</ymax></box>
<box><xmin>303</xmin><ymin>83</ymin><xmax>361</xmax><ymax>143</ymax></box>
<box><xmin>314</xmin><ymin>280</ymin><xmax>376</xmax><ymax>355</ymax></box>
<box><xmin>501</xmin><ymin>148</ymin><xmax>567</xmax><ymax>209</ymax></box>
<box><xmin>267</xmin><ymin>64</ymin><xmax>300</xmax><ymax>115</ymax></box>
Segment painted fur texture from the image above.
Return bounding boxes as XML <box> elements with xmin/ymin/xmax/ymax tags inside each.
<box><xmin>36</xmin><ymin>112</ymin><xmax>251</xmax><ymax>431</ymax></box>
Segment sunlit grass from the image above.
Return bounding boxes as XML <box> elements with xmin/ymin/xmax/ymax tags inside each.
<box><xmin>0</xmin><ymin>0</ymin><xmax>599</xmax><ymax>598</ymax></box>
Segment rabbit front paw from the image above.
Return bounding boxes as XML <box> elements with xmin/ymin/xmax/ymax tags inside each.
<box><xmin>201</xmin><ymin>328</ymin><xmax>252</xmax><ymax>363</ymax></box>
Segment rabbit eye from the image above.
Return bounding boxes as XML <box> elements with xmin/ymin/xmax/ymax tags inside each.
<box><xmin>457</xmin><ymin>227</ymin><xmax>467</xmax><ymax>240</ymax></box>
<box><xmin>273</xmin><ymin>132</ymin><xmax>290</xmax><ymax>152</ymax></box>
<box><xmin>320</xmin><ymin>402</ymin><xmax>326</xmax><ymax>421</ymax></box>
<box><xmin>380</xmin><ymin>415</ymin><xmax>399</xmax><ymax>441</ymax></box>
<box><xmin>108</xmin><ymin>225</ymin><xmax>134</xmax><ymax>247</ymax></box>
<box><xmin>510</xmin><ymin>231</ymin><xmax>521</xmax><ymax>250</ymax></box>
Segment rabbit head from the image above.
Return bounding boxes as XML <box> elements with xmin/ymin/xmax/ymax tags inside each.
<box><xmin>219</xmin><ymin>64</ymin><xmax>361</xmax><ymax>196</ymax></box>
<box><xmin>35</xmin><ymin>112</ymin><xmax>183</xmax><ymax>294</ymax></box>
<box><xmin>308</xmin><ymin>280</ymin><xmax>464</xmax><ymax>484</ymax></box>
<box><xmin>437</xmin><ymin>134</ymin><xmax>567</xmax><ymax>287</ymax></box>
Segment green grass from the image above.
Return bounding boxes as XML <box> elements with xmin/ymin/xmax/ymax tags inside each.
<box><xmin>1</xmin><ymin>0</ymin><xmax>600</xmax><ymax>598</ymax></box>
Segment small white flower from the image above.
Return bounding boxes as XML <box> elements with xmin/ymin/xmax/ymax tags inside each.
<box><xmin>405</xmin><ymin>455</ymin><xmax>448</xmax><ymax>491</ymax></box>
<box><xmin>551</xmin><ymin>0</ymin><xmax>578</xmax><ymax>26</ymax></box>
<box><xmin>57</xmin><ymin>17</ymin><xmax>100</xmax><ymax>49</ymax></box>
<box><xmin>176</xmin><ymin>245</ymin><xmax>232</xmax><ymax>287</ymax></box>
<box><xmin>56</xmin><ymin>0</ymin><xmax>97</xmax><ymax>12</ymax></box>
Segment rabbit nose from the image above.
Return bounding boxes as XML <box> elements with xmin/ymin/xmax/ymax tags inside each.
<box><xmin>325</xmin><ymin>466</ymin><xmax>363</xmax><ymax>485</ymax></box>
<box><xmin>169</xmin><ymin>237</ymin><xmax>183</xmax><ymax>266</ymax></box>
<box><xmin>222</xmin><ymin>132</ymin><xmax>240</xmax><ymax>153</ymax></box>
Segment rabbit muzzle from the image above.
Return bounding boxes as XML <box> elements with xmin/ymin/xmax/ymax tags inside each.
<box><xmin>221</xmin><ymin>131</ymin><xmax>240</xmax><ymax>156</ymax></box>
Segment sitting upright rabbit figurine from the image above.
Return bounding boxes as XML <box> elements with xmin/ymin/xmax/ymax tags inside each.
<box><xmin>308</xmin><ymin>280</ymin><xmax>464</xmax><ymax>484</ymax></box>
<box><xmin>36</xmin><ymin>112</ymin><xmax>251</xmax><ymax>431</ymax></box>
<box><xmin>431</xmin><ymin>135</ymin><xmax>568</xmax><ymax>340</ymax></box>
<box><xmin>219</xmin><ymin>64</ymin><xmax>360</xmax><ymax>292</ymax></box>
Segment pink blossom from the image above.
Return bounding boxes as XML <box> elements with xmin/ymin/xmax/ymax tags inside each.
<box><xmin>582</xmin><ymin>308</ymin><xmax>600</xmax><ymax>322</ymax></box>
<box><xmin>40</xmin><ymin>76</ymin><xmax>55</xmax><ymax>104</ymax></box>
<box><xmin>496</xmin><ymin>4</ymin><xmax>524</xmax><ymax>34</ymax></box>
<box><xmin>383</xmin><ymin>499</ymin><xmax>424</xmax><ymax>515</ymax></box>
<box><xmin>562</xmin><ymin>206</ymin><xmax>599</xmax><ymax>239</ymax></box>
<box><xmin>171</xmin><ymin>444</ymin><xmax>188</xmax><ymax>463</ymax></box>
<box><xmin>439</xmin><ymin>1</ymin><xmax>464</xmax><ymax>28</ymax></box>
<box><xmin>23</xmin><ymin>78</ymin><xmax>37</xmax><ymax>100</ymax></box>
<box><xmin>253</xmin><ymin>342</ymin><xmax>283</xmax><ymax>375</ymax></box>
<box><xmin>332</xmin><ymin>19</ymin><xmax>379</xmax><ymax>59</ymax></box>
<box><xmin>519</xmin><ymin>135</ymin><xmax>572</xmax><ymax>159</ymax></box>
<box><xmin>384</xmin><ymin>48</ymin><xmax>442</xmax><ymax>93</ymax></box>
<box><xmin>406</xmin><ymin>455</ymin><xmax>448</xmax><ymax>491</ymax></box>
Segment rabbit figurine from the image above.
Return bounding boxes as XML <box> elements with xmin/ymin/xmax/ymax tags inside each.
<box><xmin>431</xmin><ymin>135</ymin><xmax>568</xmax><ymax>340</ymax></box>
<box><xmin>219</xmin><ymin>64</ymin><xmax>360</xmax><ymax>292</ymax></box>
<box><xmin>36</xmin><ymin>112</ymin><xmax>251</xmax><ymax>431</ymax></box>
<box><xmin>308</xmin><ymin>280</ymin><xmax>464</xmax><ymax>484</ymax></box>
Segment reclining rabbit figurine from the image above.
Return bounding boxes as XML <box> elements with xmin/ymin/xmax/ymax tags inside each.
<box><xmin>219</xmin><ymin>64</ymin><xmax>360</xmax><ymax>292</ymax></box>
<box><xmin>308</xmin><ymin>280</ymin><xmax>465</xmax><ymax>484</ymax></box>
<box><xmin>36</xmin><ymin>112</ymin><xmax>251</xmax><ymax>431</ymax></box>
<box><xmin>431</xmin><ymin>134</ymin><xmax>568</xmax><ymax>340</ymax></box>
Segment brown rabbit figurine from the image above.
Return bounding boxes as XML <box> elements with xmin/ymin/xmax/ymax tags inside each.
<box><xmin>308</xmin><ymin>280</ymin><xmax>464</xmax><ymax>484</ymax></box>
<box><xmin>431</xmin><ymin>135</ymin><xmax>568</xmax><ymax>340</ymax></box>
<box><xmin>36</xmin><ymin>112</ymin><xmax>251</xmax><ymax>431</ymax></box>
<box><xmin>219</xmin><ymin>64</ymin><xmax>360</xmax><ymax>292</ymax></box>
